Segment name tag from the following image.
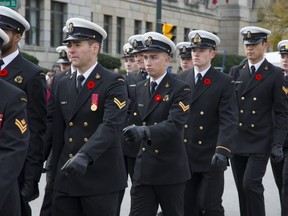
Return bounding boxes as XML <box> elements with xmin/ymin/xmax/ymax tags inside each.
<box><xmin>61</xmin><ymin>101</ymin><xmax>68</xmax><ymax>105</ymax></box>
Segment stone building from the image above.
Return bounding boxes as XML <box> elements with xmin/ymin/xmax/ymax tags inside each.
<box><xmin>7</xmin><ymin>0</ymin><xmax>272</xmax><ymax>70</ymax></box>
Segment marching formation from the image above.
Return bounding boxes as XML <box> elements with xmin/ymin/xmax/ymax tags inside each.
<box><xmin>0</xmin><ymin>5</ymin><xmax>287</xmax><ymax>216</ymax></box>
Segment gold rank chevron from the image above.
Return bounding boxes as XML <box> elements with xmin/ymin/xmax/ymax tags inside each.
<box><xmin>15</xmin><ymin>118</ymin><xmax>27</xmax><ymax>134</ymax></box>
<box><xmin>179</xmin><ymin>101</ymin><xmax>189</xmax><ymax>112</ymax></box>
<box><xmin>282</xmin><ymin>86</ymin><xmax>288</xmax><ymax>95</ymax></box>
<box><xmin>114</xmin><ymin>98</ymin><xmax>126</xmax><ymax>109</ymax></box>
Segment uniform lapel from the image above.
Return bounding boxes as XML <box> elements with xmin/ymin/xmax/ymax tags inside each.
<box><xmin>242</xmin><ymin>60</ymin><xmax>271</xmax><ymax>95</ymax></box>
<box><xmin>144</xmin><ymin>74</ymin><xmax>172</xmax><ymax>119</ymax></box>
<box><xmin>69</xmin><ymin>64</ymin><xmax>103</xmax><ymax>120</ymax></box>
<box><xmin>191</xmin><ymin>68</ymin><xmax>216</xmax><ymax>103</ymax></box>
<box><xmin>2</xmin><ymin>54</ymin><xmax>22</xmax><ymax>82</ymax></box>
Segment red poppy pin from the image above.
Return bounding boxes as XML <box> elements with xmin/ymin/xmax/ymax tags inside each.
<box><xmin>255</xmin><ymin>74</ymin><xmax>262</xmax><ymax>81</ymax></box>
<box><xmin>0</xmin><ymin>69</ymin><xmax>8</xmax><ymax>77</ymax></box>
<box><xmin>87</xmin><ymin>81</ymin><xmax>96</xmax><ymax>89</ymax></box>
<box><xmin>154</xmin><ymin>94</ymin><xmax>162</xmax><ymax>102</ymax></box>
<box><xmin>203</xmin><ymin>78</ymin><xmax>211</xmax><ymax>85</ymax></box>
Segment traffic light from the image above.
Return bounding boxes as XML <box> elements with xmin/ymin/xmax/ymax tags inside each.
<box><xmin>162</xmin><ymin>23</ymin><xmax>175</xmax><ymax>41</ymax></box>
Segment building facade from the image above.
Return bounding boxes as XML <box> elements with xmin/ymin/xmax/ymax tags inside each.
<box><xmin>13</xmin><ymin>0</ymin><xmax>272</xmax><ymax>70</ymax></box>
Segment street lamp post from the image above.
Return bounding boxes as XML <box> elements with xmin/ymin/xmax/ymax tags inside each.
<box><xmin>156</xmin><ymin>0</ymin><xmax>162</xmax><ymax>33</ymax></box>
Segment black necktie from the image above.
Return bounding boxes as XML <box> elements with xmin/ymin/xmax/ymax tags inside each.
<box><xmin>76</xmin><ymin>75</ymin><xmax>85</xmax><ymax>93</ymax></box>
<box><xmin>0</xmin><ymin>59</ymin><xmax>4</xmax><ymax>69</ymax></box>
<box><xmin>195</xmin><ymin>73</ymin><xmax>202</xmax><ymax>85</ymax></box>
<box><xmin>250</xmin><ymin>65</ymin><xmax>256</xmax><ymax>76</ymax></box>
<box><xmin>150</xmin><ymin>81</ymin><xmax>157</xmax><ymax>95</ymax></box>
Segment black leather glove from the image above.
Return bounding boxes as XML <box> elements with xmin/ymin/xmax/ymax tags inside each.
<box><xmin>123</xmin><ymin>125</ymin><xmax>150</xmax><ymax>143</ymax></box>
<box><xmin>271</xmin><ymin>145</ymin><xmax>284</xmax><ymax>163</ymax></box>
<box><xmin>20</xmin><ymin>180</ymin><xmax>39</xmax><ymax>202</ymax></box>
<box><xmin>60</xmin><ymin>151</ymin><xmax>92</xmax><ymax>177</ymax></box>
<box><xmin>211</xmin><ymin>153</ymin><xmax>227</xmax><ymax>168</ymax></box>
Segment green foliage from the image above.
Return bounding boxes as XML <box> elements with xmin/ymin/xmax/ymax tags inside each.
<box><xmin>22</xmin><ymin>51</ymin><xmax>39</xmax><ymax>65</ymax></box>
<box><xmin>212</xmin><ymin>54</ymin><xmax>246</xmax><ymax>73</ymax></box>
<box><xmin>258</xmin><ymin>0</ymin><xmax>288</xmax><ymax>51</ymax></box>
<box><xmin>98</xmin><ymin>53</ymin><xmax>121</xmax><ymax>70</ymax></box>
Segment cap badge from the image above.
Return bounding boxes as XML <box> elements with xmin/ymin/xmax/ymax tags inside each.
<box><xmin>182</xmin><ymin>46</ymin><xmax>187</xmax><ymax>52</ymax></box>
<box><xmin>68</xmin><ymin>22</ymin><xmax>74</xmax><ymax>33</ymax></box>
<box><xmin>193</xmin><ymin>33</ymin><xmax>202</xmax><ymax>43</ymax></box>
<box><xmin>285</xmin><ymin>44</ymin><xmax>288</xmax><ymax>49</ymax></box>
<box><xmin>125</xmin><ymin>48</ymin><xmax>132</xmax><ymax>54</ymax></box>
<box><xmin>132</xmin><ymin>39</ymin><xmax>138</xmax><ymax>48</ymax></box>
<box><xmin>14</xmin><ymin>76</ymin><xmax>23</xmax><ymax>84</ymax></box>
<box><xmin>60</xmin><ymin>50</ymin><xmax>67</xmax><ymax>58</ymax></box>
<box><xmin>247</xmin><ymin>31</ymin><xmax>252</xmax><ymax>39</ymax></box>
<box><xmin>146</xmin><ymin>36</ymin><xmax>153</xmax><ymax>46</ymax></box>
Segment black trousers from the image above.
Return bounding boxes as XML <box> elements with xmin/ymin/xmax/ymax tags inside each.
<box><xmin>184</xmin><ymin>171</ymin><xmax>225</xmax><ymax>216</ymax></box>
<box><xmin>0</xmin><ymin>183</ymin><xmax>21</xmax><ymax>216</ymax></box>
<box><xmin>270</xmin><ymin>148</ymin><xmax>288</xmax><ymax>216</ymax></box>
<box><xmin>52</xmin><ymin>190</ymin><xmax>119</xmax><ymax>216</ymax></box>
<box><xmin>117</xmin><ymin>155</ymin><xmax>136</xmax><ymax>216</ymax></box>
<box><xmin>130</xmin><ymin>181</ymin><xmax>185</xmax><ymax>216</ymax></box>
<box><xmin>230</xmin><ymin>153</ymin><xmax>269</xmax><ymax>216</ymax></box>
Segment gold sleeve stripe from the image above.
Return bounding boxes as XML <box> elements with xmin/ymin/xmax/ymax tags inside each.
<box><xmin>114</xmin><ymin>98</ymin><xmax>126</xmax><ymax>109</ymax></box>
<box><xmin>179</xmin><ymin>101</ymin><xmax>189</xmax><ymax>112</ymax></box>
<box><xmin>216</xmin><ymin>146</ymin><xmax>231</xmax><ymax>153</ymax></box>
<box><xmin>15</xmin><ymin>119</ymin><xmax>27</xmax><ymax>134</ymax></box>
<box><xmin>20</xmin><ymin>98</ymin><xmax>27</xmax><ymax>102</ymax></box>
<box><xmin>282</xmin><ymin>86</ymin><xmax>288</xmax><ymax>95</ymax></box>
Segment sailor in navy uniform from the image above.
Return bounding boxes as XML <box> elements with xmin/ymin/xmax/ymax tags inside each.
<box><xmin>122</xmin><ymin>43</ymin><xmax>138</xmax><ymax>75</ymax></box>
<box><xmin>269</xmin><ymin>39</ymin><xmax>288</xmax><ymax>216</ymax></box>
<box><xmin>178</xmin><ymin>30</ymin><xmax>238</xmax><ymax>216</ymax></box>
<box><xmin>0</xmin><ymin>6</ymin><xmax>47</xmax><ymax>216</ymax></box>
<box><xmin>123</xmin><ymin>32</ymin><xmax>192</xmax><ymax>216</ymax></box>
<box><xmin>0</xmin><ymin>27</ymin><xmax>29</xmax><ymax>216</ymax></box>
<box><xmin>51</xmin><ymin>17</ymin><xmax>128</xmax><ymax>216</ymax></box>
<box><xmin>229</xmin><ymin>26</ymin><xmax>288</xmax><ymax>216</ymax></box>
<box><xmin>176</xmin><ymin>41</ymin><xmax>193</xmax><ymax>73</ymax></box>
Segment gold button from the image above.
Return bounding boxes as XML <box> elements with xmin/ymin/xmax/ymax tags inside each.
<box><xmin>154</xmin><ymin>149</ymin><xmax>159</xmax><ymax>154</ymax></box>
<box><xmin>83</xmin><ymin>122</ymin><xmax>88</xmax><ymax>126</ymax></box>
<box><xmin>184</xmin><ymin>124</ymin><xmax>188</xmax><ymax>128</ymax></box>
<box><xmin>253</xmin><ymin>97</ymin><xmax>257</xmax><ymax>101</ymax></box>
<box><xmin>69</xmin><ymin>153</ymin><xmax>73</xmax><ymax>158</ymax></box>
<box><xmin>84</xmin><ymin>138</ymin><xmax>88</xmax><ymax>142</ymax></box>
<box><xmin>142</xmin><ymin>147</ymin><xmax>146</xmax><ymax>151</ymax></box>
<box><xmin>133</xmin><ymin>112</ymin><xmax>137</xmax><ymax>116</ymax></box>
<box><xmin>198</xmin><ymin>140</ymin><xmax>202</xmax><ymax>145</ymax></box>
<box><xmin>241</xmin><ymin>97</ymin><xmax>245</xmax><ymax>100</ymax></box>
<box><xmin>240</xmin><ymin>110</ymin><xmax>244</xmax><ymax>113</ymax></box>
<box><xmin>184</xmin><ymin>139</ymin><xmax>187</xmax><ymax>143</ymax></box>
<box><xmin>68</xmin><ymin>138</ymin><xmax>73</xmax><ymax>142</ymax></box>
<box><xmin>252</xmin><ymin>111</ymin><xmax>256</xmax><ymax>114</ymax></box>
<box><xmin>239</xmin><ymin>123</ymin><xmax>242</xmax><ymax>126</ymax></box>
<box><xmin>199</xmin><ymin>126</ymin><xmax>204</xmax><ymax>130</ymax></box>
<box><xmin>142</xmin><ymin>122</ymin><xmax>146</xmax><ymax>126</ymax></box>
<box><xmin>200</xmin><ymin>111</ymin><xmax>204</xmax><ymax>115</ymax></box>
<box><xmin>69</xmin><ymin>122</ymin><xmax>73</xmax><ymax>126</ymax></box>
<box><xmin>251</xmin><ymin>124</ymin><xmax>255</xmax><ymax>128</ymax></box>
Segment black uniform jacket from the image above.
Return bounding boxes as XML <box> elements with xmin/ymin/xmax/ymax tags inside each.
<box><xmin>133</xmin><ymin>73</ymin><xmax>192</xmax><ymax>185</ymax></box>
<box><xmin>0</xmin><ymin>79</ymin><xmax>29</xmax><ymax>209</ymax></box>
<box><xmin>1</xmin><ymin>53</ymin><xmax>47</xmax><ymax>182</ymax></box>
<box><xmin>178</xmin><ymin>67</ymin><xmax>238</xmax><ymax>172</ymax></box>
<box><xmin>122</xmin><ymin>71</ymin><xmax>146</xmax><ymax>158</ymax></box>
<box><xmin>52</xmin><ymin>63</ymin><xmax>128</xmax><ymax>196</ymax></box>
<box><xmin>229</xmin><ymin>59</ymin><xmax>288</xmax><ymax>154</ymax></box>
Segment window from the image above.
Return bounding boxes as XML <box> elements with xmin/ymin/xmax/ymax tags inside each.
<box><xmin>25</xmin><ymin>0</ymin><xmax>41</xmax><ymax>45</ymax></box>
<box><xmin>103</xmin><ymin>15</ymin><xmax>112</xmax><ymax>53</ymax></box>
<box><xmin>134</xmin><ymin>20</ymin><xmax>142</xmax><ymax>34</ymax></box>
<box><xmin>51</xmin><ymin>1</ymin><xmax>67</xmax><ymax>47</ymax></box>
<box><xmin>145</xmin><ymin>21</ymin><xmax>153</xmax><ymax>32</ymax></box>
<box><xmin>116</xmin><ymin>17</ymin><xmax>124</xmax><ymax>54</ymax></box>
<box><xmin>184</xmin><ymin>28</ymin><xmax>190</xmax><ymax>41</ymax></box>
